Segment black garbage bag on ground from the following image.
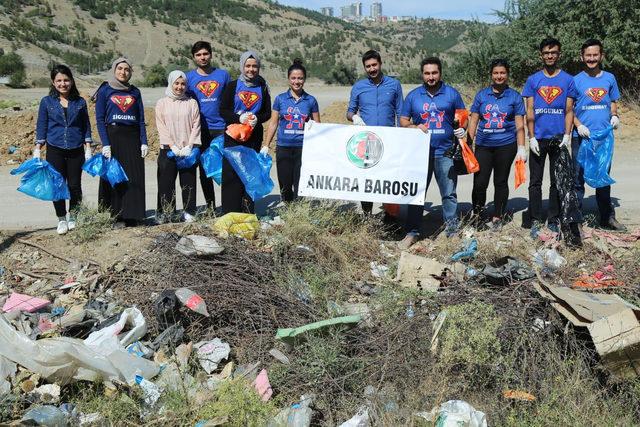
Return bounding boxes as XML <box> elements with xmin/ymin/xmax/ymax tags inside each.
<box><xmin>553</xmin><ymin>147</ymin><xmax>583</xmax><ymax>246</ymax></box>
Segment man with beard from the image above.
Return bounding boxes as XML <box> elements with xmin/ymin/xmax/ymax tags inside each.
<box><xmin>572</xmin><ymin>39</ymin><xmax>625</xmax><ymax>231</ymax></box>
<box><xmin>347</xmin><ymin>50</ymin><xmax>403</xmax><ymax>215</ymax></box>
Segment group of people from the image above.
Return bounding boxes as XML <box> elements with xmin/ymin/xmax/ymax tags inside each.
<box><xmin>33</xmin><ymin>37</ymin><xmax>623</xmax><ymax>250</ymax></box>
<box><xmin>347</xmin><ymin>37</ymin><xmax>623</xmax><ymax>249</ymax></box>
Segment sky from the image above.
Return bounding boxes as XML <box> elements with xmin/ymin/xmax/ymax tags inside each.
<box><xmin>275</xmin><ymin>0</ymin><xmax>507</xmax><ymax>22</ymax></box>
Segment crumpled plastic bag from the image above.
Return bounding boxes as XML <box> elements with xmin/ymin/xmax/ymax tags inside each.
<box><xmin>223</xmin><ymin>145</ymin><xmax>274</xmax><ymax>201</ymax></box>
<box><xmin>201</xmin><ymin>135</ymin><xmax>224</xmax><ymax>184</ymax></box>
<box><xmin>514</xmin><ymin>159</ymin><xmax>526</xmax><ymax>189</ymax></box>
<box><xmin>577</xmin><ymin>125</ymin><xmax>615</xmax><ymax>189</ymax></box>
<box><xmin>0</xmin><ymin>314</ymin><xmax>158</xmax><ymax>384</ymax></box>
<box><xmin>194</xmin><ymin>338</ymin><xmax>230</xmax><ymax>374</ymax></box>
<box><xmin>339</xmin><ymin>407</ymin><xmax>370</xmax><ymax>427</ymax></box>
<box><xmin>420</xmin><ymin>400</ymin><xmax>487</xmax><ymax>427</ymax></box>
<box><xmin>82</xmin><ymin>153</ymin><xmax>129</xmax><ymax>187</ymax></box>
<box><xmin>167</xmin><ymin>146</ymin><xmax>201</xmax><ymax>170</ymax></box>
<box><xmin>226</xmin><ymin>122</ymin><xmax>254</xmax><ymax>143</ymax></box>
<box><xmin>10</xmin><ymin>158</ymin><xmax>70</xmax><ymax>201</ymax></box>
<box><xmin>213</xmin><ymin>212</ymin><xmax>260</xmax><ymax>239</ymax></box>
<box><xmin>0</xmin><ymin>355</ymin><xmax>17</xmax><ymax>395</ymax></box>
<box><xmin>553</xmin><ymin>147</ymin><xmax>583</xmax><ymax>224</ymax></box>
<box><xmin>84</xmin><ymin>307</ymin><xmax>147</xmax><ymax>350</ymax></box>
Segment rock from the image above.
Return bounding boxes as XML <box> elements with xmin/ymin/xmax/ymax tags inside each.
<box><xmin>175</xmin><ymin>235</ymin><xmax>225</xmax><ymax>256</ymax></box>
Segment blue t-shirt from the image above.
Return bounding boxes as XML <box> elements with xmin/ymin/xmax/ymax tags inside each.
<box><xmin>95</xmin><ymin>84</ymin><xmax>147</xmax><ymax>146</ymax></box>
<box><xmin>272</xmin><ymin>90</ymin><xmax>319</xmax><ymax>147</ymax></box>
<box><xmin>186</xmin><ymin>68</ymin><xmax>230</xmax><ymax>130</ymax></box>
<box><xmin>573</xmin><ymin>70</ymin><xmax>620</xmax><ymax>137</ymax></box>
<box><xmin>470</xmin><ymin>86</ymin><xmax>525</xmax><ymax>147</ymax></box>
<box><xmin>347</xmin><ymin>75</ymin><xmax>403</xmax><ymax>126</ymax></box>
<box><xmin>522</xmin><ymin>70</ymin><xmax>576</xmax><ymax>139</ymax></box>
<box><xmin>233</xmin><ymin>80</ymin><xmax>264</xmax><ymax>115</ymax></box>
<box><xmin>401</xmin><ymin>83</ymin><xmax>465</xmax><ymax>157</ymax></box>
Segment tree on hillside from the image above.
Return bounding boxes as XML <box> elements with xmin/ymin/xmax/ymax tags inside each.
<box><xmin>452</xmin><ymin>0</ymin><xmax>640</xmax><ymax>90</ymax></box>
<box><xmin>0</xmin><ymin>51</ymin><xmax>26</xmax><ymax>87</ymax></box>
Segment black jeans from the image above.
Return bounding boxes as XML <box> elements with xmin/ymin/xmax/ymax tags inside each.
<box><xmin>571</xmin><ymin>136</ymin><xmax>614</xmax><ymax>223</ymax></box>
<box><xmin>276</xmin><ymin>145</ymin><xmax>302</xmax><ymax>202</ymax></box>
<box><xmin>157</xmin><ymin>149</ymin><xmax>197</xmax><ymax>216</ymax></box>
<box><xmin>472</xmin><ymin>143</ymin><xmax>517</xmax><ymax>219</ymax></box>
<box><xmin>199</xmin><ymin>128</ymin><xmax>224</xmax><ymax>209</ymax></box>
<box><xmin>528</xmin><ymin>138</ymin><xmax>561</xmax><ymax>225</ymax></box>
<box><xmin>46</xmin><ymin>144</ymin><xmax>83</xmax><ymax>217</ymax></box>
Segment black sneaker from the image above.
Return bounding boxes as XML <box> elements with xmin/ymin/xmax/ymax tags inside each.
<box><xmin>603</xmin><ymin>217</ymin><xmax>627</xmax><ymax>232</ymax></box>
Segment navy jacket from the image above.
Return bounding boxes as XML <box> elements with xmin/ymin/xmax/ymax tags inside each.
<box><xmin>36</xmin><ymin>95</ymin><xmax>92</xmax><ymax>149</ymax></box>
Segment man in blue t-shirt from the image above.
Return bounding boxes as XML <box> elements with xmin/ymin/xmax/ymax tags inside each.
<box><xmin>572</xmin><ymin>39</ymin><xmax>624</xmax><ymax>231</ymax></box>
<box><xmin>399</xmin><ymin>57</ymin><xmax>466</xmax><ymax>248</ymax></box>
<box><xmin>523</xmin><ymin>37</ymin><xmax>579</xmax><ymax>241</ymax></box>
<box><xmin>185</xmin><ymin>41</ymin><xmax>230</xmax><ymax>210</ymax></box>
<box><xmin>347</xmin><ymin>50</ymin><xmax>403</xmax><ymax>214</ymax></box>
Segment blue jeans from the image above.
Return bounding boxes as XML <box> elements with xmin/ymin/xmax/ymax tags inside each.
<box><xmin>571</xmin><ymin>136</ymin><xmax>613</xmax><ymax>223</ymax></box>
<box><xmin>405</xmin><ymin>155</ymin><xmax>458</xmax><ymax>234</ymax></box>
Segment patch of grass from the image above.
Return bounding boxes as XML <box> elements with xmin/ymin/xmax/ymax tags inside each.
<box><xmin>0</xmin><ymin>100</ymin><xmax>19</xmax><ymax>109</ymax></box>
<box><xmin>70</xmin><ymin>204</ymin><xmax>114</xmax><ymax>243</ymax></box>
<box><xmin>197</xmin><ymin>378</ymin><xmax>277</xmax><ymax>426</ymax></box>
<box><xmin>74</xmin><ymin>383</ymin><xmax>142</xmax><ymax>425</ymax></box>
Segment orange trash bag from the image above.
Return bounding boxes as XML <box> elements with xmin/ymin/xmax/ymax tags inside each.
<box><xmin>459</xmin><ymin>138</ymin><xmax>480</xmax><ymax>173</ymax></box>
<box><xmin>454</xmin><ymin>109</ymin><xmax>469</xmax><ymax>128</ymax></box>
<box><xmin>226</xmin><ymin>123</ymin><xmax>254</xmax><ymax>143</ymax></box>
<box><xmin>383</xmin><ymin>203</ymin><xmax>400</xmax><ymax>217</ymax></box>
<box><xmin>514</xmin><ymin>159</ymin><xmax>526</xmax><ymax>189</ymax></box>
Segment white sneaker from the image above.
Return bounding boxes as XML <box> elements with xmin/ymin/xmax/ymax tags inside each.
<box><xmin>57</xmin><ymin>220</ymin><xmax>69</xmax><ymax>235</ymax></box>
<box><xmin>183</xmin><ymin>212</ymin><xmax>196</xmax><ymax>223</ymax></box>
<box><xmin>67</xmin><ymin>218</ymin><xmax>76</xmax><ymax>230</ymax></box>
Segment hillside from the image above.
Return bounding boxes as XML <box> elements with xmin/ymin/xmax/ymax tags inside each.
<box><xmin>0</xmin><ymin>0</ymin><xmax>471</xmax><ymax>85</ymax></box>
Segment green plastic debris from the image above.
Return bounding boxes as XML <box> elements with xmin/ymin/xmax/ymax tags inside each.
<box><xmin>275</xmin><ymin>315</ymin><xmax>362</xmax><ymax>345</ymax></box>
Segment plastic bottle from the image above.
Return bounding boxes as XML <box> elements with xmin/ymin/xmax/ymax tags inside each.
<box><xmin>406</xmin><ymin>301</ymin><xmax>415</xmax><ymax>318</ymax></box>
<box><xmin>175</xmin><ymin>288</ymin><xmax>210</xmax><ymax>317</ymax></box>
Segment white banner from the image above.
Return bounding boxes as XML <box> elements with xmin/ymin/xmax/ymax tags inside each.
<box><xmin>298</xmin><ymin>124</ymin><xmax>430</xmax><ymax>205</ymax></box>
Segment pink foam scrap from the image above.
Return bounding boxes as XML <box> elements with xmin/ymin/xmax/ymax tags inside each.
<box><xmin>2</xmin><ymin>292</ymin><xmax>50</xmax><ymax>313</ymax></box>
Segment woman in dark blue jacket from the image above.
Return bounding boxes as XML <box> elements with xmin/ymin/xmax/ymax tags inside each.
<box><xmin>34</xmin><ymin>64</ymin><xmax>92</xmax><ymax>235</ymax></box>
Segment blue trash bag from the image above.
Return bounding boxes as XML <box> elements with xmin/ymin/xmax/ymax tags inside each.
<box><xmin>82</xmin><ymin>154</ymin><xmax>128</xmax><ymax>187</ymax></box>
<box><xmin>577</xmin><ymin>125</ymin><xmax>616</xmax><ymax>188</ymax></box>
<box><xmin>223</xmin><ymin>145</ymin><xmax>274</xmax><ymax>201</ymax></box>
<box><xmin>82</xmin><ymin>153</ymin><xmax>106</xmax><ymax>177</ymax></box>
<box><xmin>10</xmin><ymin>158</ymin><xmax>70</xmax><ymax>201</ymax></box>
<box><xmin>200</xmin><ymin>136</ymin><xmax>224</xmax><ymax>184</ymax></box>
<box><xmin>167</xmin><ymin>147</ymin><xmax>201</xmax><ymax>170</ymax></box>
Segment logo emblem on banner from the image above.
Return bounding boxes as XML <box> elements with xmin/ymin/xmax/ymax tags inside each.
<box><xmin>346</xmin><ymin>131</ymin><xmax>384</xmax><ymax>169</ymax></box>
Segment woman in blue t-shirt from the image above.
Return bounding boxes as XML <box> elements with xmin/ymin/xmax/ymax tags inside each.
<box><xmin>468</xmin><ymin>59</ymin><xmax>527</xmax><ymax>230</ymax></box>
<box><xmin>95</xmin><ymin>57</ymin><xmax>148</xmax><ymax>226</ymax></box>
<box><xmin>264</xmin><ymin>59</ymin><xmax>320</xmax><ymax>202</ymax></box>
<box><xmin>34</xmin><ymin>64</ymin><xmax>93</xmax><ymax>235</ymax></box>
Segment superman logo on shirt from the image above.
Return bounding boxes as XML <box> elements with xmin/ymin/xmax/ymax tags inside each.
<box><xmin>110</xmin><ymin>95</ymin><xmax>136</xmax><ymax>113</ymax></box>
<box><xmin>586</xmin><ymin>87</ymin><xmax>607</xmax><ymax>103</ymax></box>
<box><xmin>284</xmin><ymin>107</ymin><xmax>307</xmax><ymax>130</ymax></box>
<box><xmin>537</xmin><ymin>86</ymin><xmax>563</xmax><ymax>105</ymax></box>
<box><xmin>420</xmin><ymin>103</ymin><xmax>445</xmax><ymax>128</ymax></box>
<box><xmin>196</xmin><ymin>80</ymin><xmax>219</xmax><ymax>98</ymax></box>
<box><xmin>238</xmin><ymin>91</ymin><xmax>260</xmax><ymax>110</ymax></box>
<box><xmin>482</xmin><ymin>104</ymin><xmax>507</xmax><ymax>129</ymax></box>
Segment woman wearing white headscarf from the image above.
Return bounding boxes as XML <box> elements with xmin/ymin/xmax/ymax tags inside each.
<box><xmin>155</xmin><ymin>70</ymin><xmax>201</xmax><ymax>223</ymax></box>
<box><xmin>219</xmin><ymin>50</ymin><xmax>272</xmax><ymax>214</ymax></box>
<box><xmin>95</xmin><ymin>57</ymin><xmax>148</xmax><ymax>226</ymax></box>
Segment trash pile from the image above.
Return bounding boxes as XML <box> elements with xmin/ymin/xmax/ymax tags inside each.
<box><xmin>0</xmin><ymin>201</ymin><xmax>638</xmax><ymax>425</ymax></box>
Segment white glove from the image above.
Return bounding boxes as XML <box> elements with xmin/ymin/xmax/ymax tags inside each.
<box><xmin>351</xmin><ymin>114</ymin><xmax>366</xmax><ymax>126</ymax></box>
<box><xmin>260</xmin><ymin>146</ymin><xmax>269</xmax><ymax>155</ymax></box>
<box><xmin>32</xmin><ymin>146</ymin><xmax>41</xmax><ymax>160</ymax></box>
<box><xmin>239</xmin><ymin>112</ymin><xmax>250</xmax><ymax>124</ymax></box>
<box><xmin>305</xmin><ymin>119</ymin><xmax>315</xmax><ymax>130</ymax></box>
<box><xmin>84</xmin><ymin>145</ymin><xmax>92</xmax><ymax>161</ymax></box>
<box><xmin>141</xmin><ymin>144</ymin><xmax>148</xmax><ymax>158</ymax></box>
<box><xmin>516</xmin><ymin>145</ymin><xmax>528</xmax><ymax>162</ymax></box>
<box><xmin>170</xmin><ymin>145</ymin><xmax>181</xmax><ymax>156</ymax></box>
<box><xmin>247</xmin><ymin>113</ymin><xmax>257</xmax><ymax>128</ymax></box>
<box><xmin>577</xmin><ymin>124</ymin><xmax>590</xmax><ymax>138</ymax></box>
<box><xmin>453</xmin><ymin>127</ymin><xmax>467</xmax><ymax>139</ymax></box>
<box><xmin>179</xmin><ymin>146</ymin><xmax>192</xmax><ymax>157</ymax></box>
<box><xmin>102</xmin><ymin>145</ymin><xmax>111</xmax><ymax>159</ymax></box>
<box><xmin>610</xmin><ymin>115</ymin><xmax>620</xmax><ymax>129</ymax></box>
<box><xmin>560</xmin><ymin>134</ymin><xmax>570</xmax><ymax>149</ymax></box>
<box><xmin>529</xmin><ymin>137</ymin><xmax>540</xmax><ymax>156</ymax></box>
